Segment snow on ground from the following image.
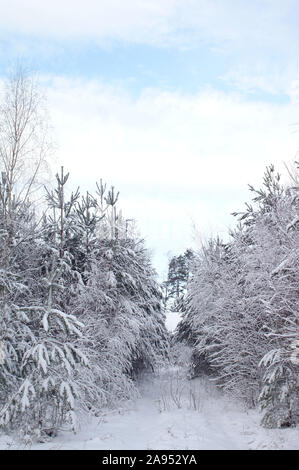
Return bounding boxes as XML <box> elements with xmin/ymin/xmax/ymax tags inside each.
<box><xmin>165</xmin><ymin>311</ymin><xmax>181</xmax><ymax>333</ymax></box>
<box><xmin>0</xmin><ymin>311</ymin><xmax>298</xmax><ymax>450</ymax></box>
<box><xmin>0</xmin><ymin>367</ymin><xmax>298</xmax><ymax>450</ymax></box>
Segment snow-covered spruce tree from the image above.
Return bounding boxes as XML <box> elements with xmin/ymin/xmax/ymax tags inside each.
<box><xmin>201</xmin><ymin>231</ymin><xmax>270</xmax><ymax>405</ymax></box>
<box><xmin>163</xmin><ymin>250</ymin><xmax>194</xmax><ymax>313</ymax></box>
<box><xmin>72</xmin><ymin>185</ymin><xmax>169</xmax><ymax>408</ymax></box>
<box><xmin>175</xmin><ymin>169</ymin><xmax>279</xmax><ymax>403</ymax></box>
<box><xmin>0</xmin><ymin>66</ymin><xmax>88</xmax><ymax>440</ymax></box>
<box><xmin>228</xmin><ymin>165</ymin><xmax>299</xmax><ymax>423</ymax></box>
<box><xmin>175</xmin><ymin>165</ymin><xmax>299</xmax><ymax>425</ymax></box>
<box><xmin>43</xmin><ymin>167</ymin><xmax>81</xmax><ymax>305</ymax></box>
<box><xmin>0</xmin><ymin>250</ymin><xmax>88</xmax><ymax>439</ymax></box>
<box><xmin>175</xmin><ymin>239</ymin><xmax>236</xmax><ymax>379</ymax></box>
<box><xmin>0</xmin><ymin>172</ymin><xmax>32</xmax><ymax>410</ymax></box>
<box><xmin>0</xmin><ymin>172</ymin><xmax>90</xmax><ymax>440</ymax></box>
<box><xmin>73</xmin><ymin>190</ymin><xmax>104</xmax><ymax>277</ymax></box>
<box><xmin>256</xmin><ymin>165</ymin><xmax>299</xmax><ymax>428</ymax></box>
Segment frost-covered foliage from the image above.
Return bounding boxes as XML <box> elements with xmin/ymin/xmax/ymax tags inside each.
<box><xmin>162</xmin><ymin>249</ymin><xmax>194</xmax><ymax>313</ymax></box>
<box><xmin>72</xmin><ymin>211</ymin><xmax>169</xmax><ymax>410</ymax></box>
<box><xmin>0</xmin><ymin>172</ymin><xmax>89</xmax><ymax>439</ymax></box>
<box><xmin>0</xmin><ymin>161</ymin><xmax>169</xmax><ymax>440</ymax></box>
<box><xmin>0</xmin><ymin>68</ymin><xmax>169</xmax><ymax>442</ymax></box>
<box><xmin>175</xmin><ymin>165</ymin><xmax>299</xmax><ymax>428</ymax></box>
<box><xmin>0</xmin><ymin>258</ymin><xmax>88</xmax><ymax>438</ymax></box>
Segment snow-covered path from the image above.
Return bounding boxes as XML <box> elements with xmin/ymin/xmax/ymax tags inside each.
<box><xmin>1</xmin><ymin>309</ymin><xmax>298</xmax><ymax>450</ymax></box>
<box><xmin>1</xmin><ymin>367</ymin><xmax>297</xmax><ymax>450</ymax></box>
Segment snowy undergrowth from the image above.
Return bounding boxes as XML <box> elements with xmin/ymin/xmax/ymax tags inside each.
<box><xmin>1</xmin><ymin>364</ymin><xmax>298</xmax><ymax>450</ymax></box>
<box><xmin>0</xmin><ymin>318</ymin><xmax>298</xmax><ymax>450</ymax></box>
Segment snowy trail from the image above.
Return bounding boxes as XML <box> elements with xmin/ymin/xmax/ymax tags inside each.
<box><xmin>0</xmin><ymin>308</ymin><xmax>298</xmax><ymax>450</ymax></box>
<box><xmin>1</xmin><ymin>367</ymin><xmax>297</xmax><ymax>450</ymax></box>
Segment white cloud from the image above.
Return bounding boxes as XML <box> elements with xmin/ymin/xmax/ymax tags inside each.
<box><xmin>0</xmin><ymin>0</ymin><xmax>178</xmax><ymax>44</ymax></box>
<box><xmin>1</xmin><ymin>0</ymin><xmax>298</xmax><ymax>54</ymax></box>
<box><xmin>46</xmin><ymin>77</ymin><xmax>299</xmax><ymax>185</ymax></box>
<box><xmin>1</xmin><ymin>0</ymin><xmax>298</xmax><ymax>97</ymax></box>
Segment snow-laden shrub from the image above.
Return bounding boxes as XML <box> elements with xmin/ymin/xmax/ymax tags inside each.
<box><xmin>0</xmin><ymin>254</ymin><xmax>89</xmax><ymax>439</ymax></box>
<box><xmin>175</xmin><ymin>165</ymin><xmax>299</xmax><ymax>427</ymax></box>
<box><xmin>73</xmin><ymin>237</ymin><xmax>169</xmax><ymax>410</ymax></box>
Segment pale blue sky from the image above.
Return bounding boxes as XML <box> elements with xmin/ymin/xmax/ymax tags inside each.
<box><xmin>0</xmin><ymin>0</ymin><xmax>298</xmax><ymax>277</ymax></box>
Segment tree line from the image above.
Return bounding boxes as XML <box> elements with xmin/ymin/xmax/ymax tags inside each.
<box><xmin>0</xmin><ymin>67</ymin><xmax>169</xmax><ymax>442</ymax></box>
<box><xmin>174</xmin><ymin>164</ymin><xmax>299</xmax><ymax>428</ymax></box>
